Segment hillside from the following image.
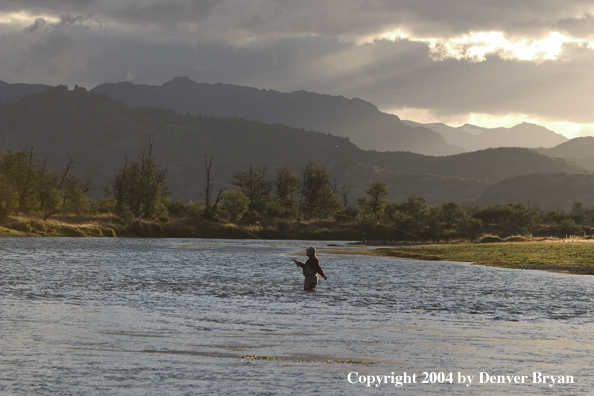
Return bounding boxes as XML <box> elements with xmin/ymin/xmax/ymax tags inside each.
<box><xmin>90</xmin><ymin>77</ymin><xmax>463</xmax><ymax>156</ymax></box>
<box><xmin>478</xmin><ymin>173</ymin><xmax>594</xmax><ymax>210</ymax></box>
<box><xmin>0</xmin><ymin>80</ymin><xmax>51</xmax><ymax>103</ymax></box>
<box><xmin>404</xmin><ymin>120</ymin><xmax>568</xmax><ymax>152</ymax></box>
<box><xmin>538</xmin><ymin>136</ymin><xmax>594</xmax><ymax>157</ymax></box>
<box><xmin>0</xmin><ymin>86</ymin><xmax>588</xmax><ymax>205</ymax></box>
<box><xmin>369</xmin><ymin>147</ymin><xmax>587</xmax><ymax>182</ymax></box>
<box><xmin>535</xmin><ymin>137</ymin><xmax>594</xmax><ymax>172</ymax></box>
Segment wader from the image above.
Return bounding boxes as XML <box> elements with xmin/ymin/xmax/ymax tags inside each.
<box><xmin>302</xmin><ymin>264</ymin><xmax>319</xmax><ymax>291</ymax></box>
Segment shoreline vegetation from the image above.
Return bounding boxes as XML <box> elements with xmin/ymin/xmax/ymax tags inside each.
<box><xmin>3</xmin><ymin>214</ymin><xmax>594</xmax><ymax>276</ymax></box>
<box><xmin>350</xmin><ymin>237</ymin><xmax>594</xmax><ymax>276</ymax></box>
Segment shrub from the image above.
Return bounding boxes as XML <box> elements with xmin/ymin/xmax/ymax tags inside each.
<box><xmin>478</xmin><ymin>235</ymin><xmax>503</xmax><ymax>243</ymax></box>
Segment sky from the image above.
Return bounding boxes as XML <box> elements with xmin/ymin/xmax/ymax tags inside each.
<box><xmin>1</xmin><ymin>0</ymin><xmax>594</xmax><ymax>137</ymax></box>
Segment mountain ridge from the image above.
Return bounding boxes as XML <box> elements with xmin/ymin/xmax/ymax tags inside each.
<box><xmin>403</xmin><ymin>120</ymin><xmax>568</xmax><ymax>151</ymax></box>
<box><xmin>0</xmin><ymin>78</ymin><xmax>574</xmax><ymax>157</ymax></box>
<box><xmin>89</xmin><ymin>77</ymin><xmax>463</xmax><ymax>156</ymax></box>
<box><xmin>479</xmin><ymin>173</ymin><xmax>594</xmax><ymax>210</ymax></box>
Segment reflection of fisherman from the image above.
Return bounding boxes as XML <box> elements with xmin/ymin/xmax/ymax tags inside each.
<box><xmin>293</xmin><ymin>247</ymin><xmax>328</xmax><ymax>291</ymax></box>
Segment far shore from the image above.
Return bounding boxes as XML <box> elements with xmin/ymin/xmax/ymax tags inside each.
<box><xmin>341</xmin><ymin>238</ymin><xmax>594</xmax><ymax>275</ymax></box>
<box><xmin>4</xmin><ymin>214</ymin><xmax>594</xmax><ymax>276</ymax></box>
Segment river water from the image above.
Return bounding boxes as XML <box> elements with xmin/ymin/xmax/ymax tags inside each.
<box><xmin>1</xmin><ymin>238</ymin><xmax>593</xmax><ymax>395</ymax></box>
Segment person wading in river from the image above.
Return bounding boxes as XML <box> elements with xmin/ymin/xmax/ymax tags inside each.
<box><xmin>293</xmin><ymin>247</ymin><xmax>327</xmax><ymax>291</ymax></box>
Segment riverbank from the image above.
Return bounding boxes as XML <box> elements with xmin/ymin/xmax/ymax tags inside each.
<box><xmin>0</xmin><ymin>215</ymin><xmax>373</xmax><ymax>240</ymax></box>
<box><xmin>5</xmin><ymin>215</ymin><xmax>594</xmax><ymax>276</ymax></box>
<box><xmin>358</xmin><ymin>238</ymin><xmax>594</xmax><ymax>275</ymax></box>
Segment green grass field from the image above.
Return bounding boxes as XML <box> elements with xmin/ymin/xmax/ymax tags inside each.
<box><xmin>364</xmin><ymin>240</ymin><xmax>594</xmax><ymax>275</ymax></box>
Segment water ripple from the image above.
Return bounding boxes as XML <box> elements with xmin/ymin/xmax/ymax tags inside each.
<box><xmin>2</xmin><ymin>238</ymin><xmax>593</xmax><ymax>395</ymax></box>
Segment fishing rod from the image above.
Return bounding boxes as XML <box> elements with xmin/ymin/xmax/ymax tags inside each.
<box><xmin>194</xmin><ymin>210</ymin><xmax>298</xmax><ymax>265</ymax></box>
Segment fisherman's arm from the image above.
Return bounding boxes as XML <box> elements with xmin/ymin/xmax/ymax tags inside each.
<box><xmin>293</xmin><ymin>259</ymin><xmax>305</xmax><ymax>268</ymax></box>
<box><xmin>310</xmin><ymin>259</ymin><xmax>328</xmax><ymax>280</ymax></box>
<box><xmin>318</xmin><ymin>268</ymin><xmax>328</xmax><ymax>280</ymax></box>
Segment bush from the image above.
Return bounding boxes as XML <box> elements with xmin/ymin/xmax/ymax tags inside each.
<box><xmin>219</xmin><ymin>190</ymin><xmax>250</xmax><ymax>222</ymax></box>
<box><xmin>96</xmin><ymin>197</ymin><xmax>117</xmax><ymax>214</ymax></box>
<box><xmin>186</xmin><ymin>201</ymin><xmax>206</xmax><ymax>217</ymax></box>
<box><xmin>336</xmin><ymin>207</ymin><xmax>359</xmax><ymax>223</ymax></box>
<box><xmin>478</xmin><ymin>235</ymin><xmax>503</xmax><ymax>243</ymax></box>
<box><xmin>240</xmin><ymin>210</ymin><xmax>263</xmax><ymax>225</ymax></box>
<box><xmin>166</xmin><ymin>199</ymin><xmax>188</xmax><ymax>216</ymax></box>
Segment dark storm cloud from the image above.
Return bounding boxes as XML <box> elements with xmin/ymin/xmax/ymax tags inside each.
<box><xmin>105</xmin><ymin>0</ymin><xmax>224</xmax><ymax>26</ymax></box>
<box><xmin>3</xmin><ymin>0</ymin><xmax>594</xmax><ymax>39</ymax></box>
<box><xmin>197</xmin><ymin>0</ymin><xmax>594</xmax><ymax>40</ymax></box>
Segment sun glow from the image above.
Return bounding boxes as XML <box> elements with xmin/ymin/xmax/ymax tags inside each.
<box><xmin>377</xmin><ymin>29</ymin><xmax>587</xmax><ymax>62</ymax></box>
<box><xmin>0</xmin><ymin>12</ymin><xmax>59</xmax><ymax>26</ymax></box>
<box><xmin>466</xmin><ymin>114</ymin><xmax>594</xmax><ymax>138</ymax></box>
<box><xmin>386</xmin><ymin>107</ymin><xmax>594</xmax><ymax>139</ymax></box>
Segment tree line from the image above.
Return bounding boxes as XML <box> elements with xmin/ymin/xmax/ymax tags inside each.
<box><xmin>0</xmin><ymin>149</ymin><xmax>90</xmax><ymax>222</ymax></box>
<box><xmin>1</xmin><ymin>144</ymin><xmax>593</xmax><ymax>240</ymax></box>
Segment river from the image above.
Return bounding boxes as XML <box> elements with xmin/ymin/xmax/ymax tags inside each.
<box><xmin>1</xmin><ymin>238</ymin><xmax>593</xmax><ymax>395</ymax></box>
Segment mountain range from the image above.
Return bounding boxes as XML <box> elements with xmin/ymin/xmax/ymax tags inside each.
<box><xmin>89</xmin><ymin>77</ymin><xmax>462</xmax><ymax>156</ymax></box>
<box><xmin>0</xmin><ymin>85</ymin><xmax>589</xmax><ymax>209</ymax></box>
<box><xmin>0</xmin><ymin>77</ymin><xmax>575</xmax><ymax>157</ymax></box>
<box><xmin>403</xmin><ymin>120</ymin><xmax>568</xmax><ymax>152</ymax></box>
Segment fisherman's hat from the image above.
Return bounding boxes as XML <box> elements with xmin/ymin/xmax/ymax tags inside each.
<box><xmin>306</xmin><ymin>246</ymin><xmax>316</xmax><ymax>253</ymax></box>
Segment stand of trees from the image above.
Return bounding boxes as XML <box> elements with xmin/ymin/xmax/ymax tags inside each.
<box><xmin>0</xmin><ymin>149</ymin><xmax>91</xmax><ymax>222</ymax></box>
<box><xmin>111</xmin><ymin>139</ymin><xmax>169</xmax><ymax>221</ymax></box>
<box><xmin>2</xmin><ymin>146</ymin><xmax>594</xmax><ymax>240</ymax></box>
<box><xmin>191</xmin><ymin>162</ymin><xmax>594</xmax><ymax>240</ymax></box>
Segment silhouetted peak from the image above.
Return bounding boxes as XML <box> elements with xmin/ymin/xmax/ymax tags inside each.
<box><xmin>461</xmin><ymin>123</ymin><xmax>483</xmax><ymax>129</ymax></box>
<box><xmin>164</xmin><ymin>76</ymin><xmax>196</xmax><ymax>86</ymax></box>
<box><xmin>14</xmin><ymin>83</ymin><xmax>129</xmax><ymax>120</ymax></box>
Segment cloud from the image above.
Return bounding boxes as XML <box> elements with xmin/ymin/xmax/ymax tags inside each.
<box><xmin>6</xmin><ymin>14</ymin><xmax>101</xmax><ymax>83</ymax></box>
<box><xmin>3</xmin><ymin>1</ymin><xmax>594</xmax><ymax>43</ymax></box>
<box><xmin>1</xmin><ymin>1</ymin><xmax>594</xmax><ymax>134</ymax></box>
<box><xmin>105</xmin><ymin>0</ymin><xmax>224</xmax><ymax>27</ymax></box>
<box><xmin>125</xmin><ymin>70</ymin><xmax>136</xmax><ymax>81</ymax></box>
<box><xmin>425</xmin><ymin>32</ymin><xmax>585</xmax><ymax>63</ymax></box>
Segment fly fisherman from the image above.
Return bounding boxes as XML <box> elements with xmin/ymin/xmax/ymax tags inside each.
<box><xmin>293</xmin><ymin>247</ymin><xmax>327</xmax><ymax>291</ymax></box>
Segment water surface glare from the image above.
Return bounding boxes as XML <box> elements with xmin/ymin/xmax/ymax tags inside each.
<box><xmin>1</xmin><ymin>238</ymin><xmax>593</xmax><ymax>395</ymax></box>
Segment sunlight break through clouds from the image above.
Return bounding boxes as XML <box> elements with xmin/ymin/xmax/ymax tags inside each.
<box><xmin>0</xmin><ymin>12</ymin><xmax>58</xmax><ymax>26</ymax></box>
<box><xmin>378</xmin><ymin>30</ymin><xmax>590</xmax><ymax>62</ymax></box>
<box><xmin>389</xmin><ymin>107</ymin><xmax>594</xmax><ymax>139</ymax></box>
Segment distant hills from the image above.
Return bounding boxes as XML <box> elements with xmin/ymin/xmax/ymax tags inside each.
<box><xmin>0</xmin><ymin>85</ymin><xmax>589</xmax><ymax>208</ymax></box>
<box><xmin>535</xmin><ymin>137</ymin><xmax>594</xmax><ymax>172</ymax></box>
<box><xmin>479</xmin><ymin>173</ymin><xmax>594</xmax><ymax>210</ymax></box>
<box><xmin>89</xmin><ymin>77</ymin><xmax>463</xmax><ymax>156</ymax></box>
<box><xmin>0</xmin><ymin>80</ymin><xmax>51</xmax><ymax>103</ymax></box>
<box><xmin>368</xmin><ymin>147</ymin><xmax>587</xmax><ymax>182</ymax></box>
<box><xmin>475</xmin><ymin>137</ymin><xmax>594</xmax><ymax>210</ymax></box>
<box><xmin>0</xmin><ymin>78</ymin><xmax>576</xmax><ymax>157</ymax></box>
<box><xmin>403</xmin><ymin>120</ymin><xmax>568</xmax><ymax>152</ymax></box>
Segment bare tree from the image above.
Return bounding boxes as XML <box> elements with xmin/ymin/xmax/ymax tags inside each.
<box><xmin>339</xmin><ymin>183</ymin><xmax>352</xmax><ymax>208</ymax></box>
<box><xmin>202</xmin><ymin>155</ymin><xmax>225</xmax><ymax>221</ymax></box>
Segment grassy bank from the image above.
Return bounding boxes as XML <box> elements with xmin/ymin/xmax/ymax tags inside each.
<box><xmin>6</xmin><ymin>214</ymin><xmax>594</xmax><ymax>277</ymax></box>
<box><xmin>0</xmin><ymin>215</ymin><xmax>377</xmax><ymax>240</ymax></box>
<box><xmin>364</xmin><ymin>239</ymin><xmax>594</xmax><ymax>275</ymax></box>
